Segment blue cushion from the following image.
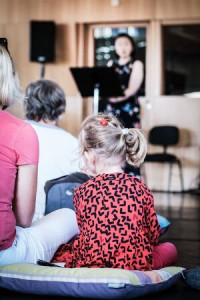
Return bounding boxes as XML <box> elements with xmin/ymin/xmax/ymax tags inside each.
<box><xmin>157</xmin><ymin>214</ymin><xmax>171</xmax><ymax>235</ymax></box>
<box><xmin>0</xmin><ymin>263</ymin><xmax>185</xmax><ymax>299</ymax></box>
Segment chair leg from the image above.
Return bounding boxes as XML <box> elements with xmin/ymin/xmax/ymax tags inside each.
<box><xmin>168</xmin><ymin>163</ymin><xmax>173</xmax><ymax>192</ymax></box>
<box><xmin>177</xmin><ymin>161</ymin><xmax>184</xmax><ymax>192</ymax></box>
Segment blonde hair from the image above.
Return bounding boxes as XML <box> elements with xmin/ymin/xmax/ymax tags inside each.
<box><xmin>0</xmin><ymin>45</ymin><xmax>22</xmax><ymax>107</ymax></box>
<box><xmin>79</xmin><ymin>113</ymin><xmax>147</xmax><ymax>167</ymax></box>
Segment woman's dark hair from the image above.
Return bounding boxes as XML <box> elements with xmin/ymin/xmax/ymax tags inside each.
<box><xmin>25</xmin><ymin>79</ymin><xmax>66</xmax><ymax>122</ymax></box>
<box><xmin>114</xmin><ymin>33</ymin><xmax>136</xmax><ymax>60</ymax></box>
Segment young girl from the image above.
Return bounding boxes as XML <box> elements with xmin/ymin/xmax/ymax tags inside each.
<box><xmin>53</xmin><ymin>113</ymin><xmax>177</xmax><ymax>271</ymax></box>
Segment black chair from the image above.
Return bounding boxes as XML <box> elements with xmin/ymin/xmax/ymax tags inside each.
<box><xmin>144</xmin><ymin>126</ymin><xmax>184</xmax><ymax>192</ymax></box>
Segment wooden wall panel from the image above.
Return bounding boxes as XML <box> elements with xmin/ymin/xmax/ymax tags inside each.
<box><xmin>155</xmin><ymin>0</ymin><xmax>200</xmax><ymax>20</ymax></box>
<box><xmin>74</xmin><ymin>0</ymin><xmax>155</xmax><ymax>22</ymax></box>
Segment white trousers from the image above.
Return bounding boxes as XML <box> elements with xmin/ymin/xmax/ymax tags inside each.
<box><xmin>0</xmin><ymin>208</ymin><xmax>79</xmax><ymax>267</ymax></box>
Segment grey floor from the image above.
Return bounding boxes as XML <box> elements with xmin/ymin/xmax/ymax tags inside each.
<box><xmin>1</xmin><ymin>192</ymin><xmax>200</xmax><ymax>299</ymax></box>
<box><xmin>154</xmin><ymin>192</ymin><xmax>200</xmax><ymax>270</ymax></box>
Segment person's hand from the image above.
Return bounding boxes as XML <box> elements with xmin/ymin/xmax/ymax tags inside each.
<box><xmin>109</xmin><ymin>96</ymin><xmax>127</xmax><ymax>103</ymax></box>
<box><xmin>124</xmin><ymin>88</ymin><xmax>132</xmax><ymax>98</ymax></box>
<box><xmin>109</xmin><ymin>97</ymin><xmax>121</xmax><ymax>103</ymax></box>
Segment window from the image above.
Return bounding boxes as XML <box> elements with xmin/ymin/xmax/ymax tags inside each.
<box><xmin>163</xmin><ymin>24</ymin><xmax>200</xmax><ymax>96</ymax></box>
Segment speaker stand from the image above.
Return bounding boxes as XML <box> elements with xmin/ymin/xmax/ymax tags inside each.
<box><xmin>40</xmin><ymin>63</ymin><xmax>45</xmax><ymax>78</ymax></box>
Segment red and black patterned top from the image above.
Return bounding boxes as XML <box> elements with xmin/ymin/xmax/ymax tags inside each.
<box><xmin>53</xmin><ymin>173</ymin><xmax>161</xmax><ymax>270</ymax></box>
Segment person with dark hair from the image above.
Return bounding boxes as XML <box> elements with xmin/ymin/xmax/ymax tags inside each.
<box><xmin>99</xmin><ymin>33</ymin><xmax>144</xmax><ymax>176</ymax></box>
<box><xmin>99</xmin><ymin>33</ymin><xmax>144</xmax><ymax>129</ymax></box>
<box><xmin>25</xmin><ymin>80</ymin><xmax>79</xmax><ymax>221</ymax></box>
<box><xmin>25</xmin><ymin>80</ymin><xmax>66</xmax><ymax>123</ymax></box>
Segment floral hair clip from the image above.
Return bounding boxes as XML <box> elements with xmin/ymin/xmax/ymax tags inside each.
<box><xmin>100</xmin><ymin>118</ymin><xmax>108</xmax><ymax>127</ymax></box>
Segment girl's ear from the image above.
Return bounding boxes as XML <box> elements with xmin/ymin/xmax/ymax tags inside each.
<box><xmin>83</xmin><ymin>149</ymin><xmax>98</xmax><ymax>176</ymax></box>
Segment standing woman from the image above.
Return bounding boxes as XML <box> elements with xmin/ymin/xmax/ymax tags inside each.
<box><xmin>99</xmin><ymin>33</ymin><xmax>144</xmax><ymax>129</ymax></box>
<box><xmin>0</xmin><ymin>44</ymin><xmax>79</xmax><ymax>267</ymax></box>
<box><xmin>99</xmin><ymin>33</ymin><xmax>144</xmax><ymax>175</ymax></box>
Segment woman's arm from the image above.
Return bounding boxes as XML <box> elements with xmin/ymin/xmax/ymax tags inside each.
<box><xmin>12</xmin><ymin>165</ymin><xmax>38</xmax><ymax>227</ymax></box>
<box><xmin>12</xmin><ymin>122</ymin><xmax>39</xmax><ymax>227</ymax></box>
<box><xmin>124</xmin><ymin>60</ymin><xmax>144</xmax><ymax>98</ymax></box>
<box><xmin>109</xmin><ymin>60</ymin><xmax>144</xmax><ymax>103</ymax></box>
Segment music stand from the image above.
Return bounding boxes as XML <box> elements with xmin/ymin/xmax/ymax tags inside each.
<box><xmin>70</xmin><ymin>67</ymin><xmax>123</xmax><ymax>114</ymax></box>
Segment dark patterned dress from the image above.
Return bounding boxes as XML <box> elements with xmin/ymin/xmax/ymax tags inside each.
<box><xmin>53</xmin><ymin>173</ymin><xmax>161</xmax><ymax>271</ymax></box>
<box><xmin>99</xmin><ymin>59</ymin><xmax>141</xmax><ymax>129</ymax></box>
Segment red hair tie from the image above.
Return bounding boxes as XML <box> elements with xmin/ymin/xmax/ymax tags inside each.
<box><xmin>100</xmin><ymin>118</ymin><xmax>108</xmax><ymax>127</ymax></box>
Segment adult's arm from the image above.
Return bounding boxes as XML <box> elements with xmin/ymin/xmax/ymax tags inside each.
<box><xmin>109</xmin><ymin>60</ymin><xmax>144</xmax><ymax>103</ymax></box>
<box><xmin>12</xmin><ymin>122</ymin><xmax>39</xmax><ymax>227</ymax></box>
<box><xmin>13</xmin><ymin>165</ymin><xmax>38</xmax><ymax>227</ymax></box>
<box><xmin>124</xmin><ymin>60</ymin><xmax>144</xmax><ymax>98</ymax></box>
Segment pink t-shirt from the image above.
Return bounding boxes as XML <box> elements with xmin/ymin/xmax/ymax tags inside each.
<box><xmin>0</xmin><ymin>111</ymin><xmax>39</xmax><ymax>250</ymax></box>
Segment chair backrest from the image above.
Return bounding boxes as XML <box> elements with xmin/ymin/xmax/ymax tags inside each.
<box><xmin>149</xmin><ymin>126</ymin><xmax>179</xmax><ymax>150</ymax></box>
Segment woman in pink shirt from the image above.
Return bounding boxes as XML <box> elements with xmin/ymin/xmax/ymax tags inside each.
<box><xmin>0</xmin><ymin>44</ymin><xmax>79</xmax><ymax>266</ymax></box>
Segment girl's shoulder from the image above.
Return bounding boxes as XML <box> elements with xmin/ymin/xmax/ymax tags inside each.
<box><xmin>75</xmin><ymin>175</ymin><xmax>96</xmax><ymax>190</ymax></box>
<box><xmin>124</xmin><ymin>174</ymin><xmax>152</xmax><ymax>192</ymax></box>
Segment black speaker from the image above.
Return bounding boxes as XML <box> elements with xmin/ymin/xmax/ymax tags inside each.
<box><xmin>30</xmin><ymin>21</ymin><xmax>55</xmax><ymax>63</ymax></box>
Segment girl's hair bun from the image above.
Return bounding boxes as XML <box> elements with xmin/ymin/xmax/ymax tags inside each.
<box><xmin>125</xmin><ymin>129</ymin><xmax>147</xmax><ymax>167</ymax></box>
